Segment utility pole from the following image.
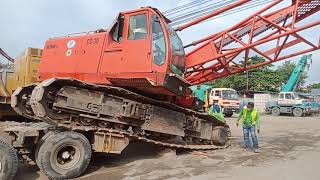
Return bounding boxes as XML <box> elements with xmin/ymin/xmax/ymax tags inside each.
<box><xmin>246</xmin><ymin>70</ymin><xmax>250</xmax><ymax>91</ymax></box>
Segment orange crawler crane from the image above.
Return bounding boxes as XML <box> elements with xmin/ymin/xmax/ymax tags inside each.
<box><xmin>4</xmin><ymin>0</ymin><xmax>319</xmax><ymax>179</ymax></box>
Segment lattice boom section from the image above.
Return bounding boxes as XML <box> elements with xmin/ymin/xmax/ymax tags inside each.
<box><xmin>185</xmin><ymin>0</ymin><xmax>320</xmax><ymax>85</ymax></box>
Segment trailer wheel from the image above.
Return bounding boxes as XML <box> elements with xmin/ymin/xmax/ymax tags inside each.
<box><xmin>271</xmin><ymin>107</ymin><xmax>280</xmax><ymax>116</ymax></box>
<box><xmin>293</xmin><ymin>108</ymin><xmax>303</xmax><ymax>117</ymax></box>
<box><xmin>35</xmin><ymin>130</ymin><xmax>60</xmax><ymax>166</ymax></box>
<box><xmin>0</xmin><ymin>140</ymin><xmax>18</xmax><ymax>180</ymax></box>
<box><xmin>37</xmin><ymin>131</ymin><xmax>92</xmax><ymax>179</ymax></box>
<box><xmin>211</xmin><ymin>126</ymin><xmax>228</xmax><ymax>146</ymax></box>
<box><xmin>224</xmin><ymin>112</ymin><xmax>233</xmax><ymax>117</ymax></box>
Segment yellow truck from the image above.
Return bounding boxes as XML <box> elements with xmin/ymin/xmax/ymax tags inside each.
<box><xmin>209</xmin><ymin>88</ymin><xmax>240</xmax><ymax>117</ymax></box>
<box><xmin>0</xmin><ymin>48</ymin><xmax>42</xmax><ymax>118</ymax></box>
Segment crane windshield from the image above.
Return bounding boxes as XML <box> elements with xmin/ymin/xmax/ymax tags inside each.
<box><xmin>167</xmin><ymin>25</ymin><xmax>186</xmax><ymax>75</ymax></box>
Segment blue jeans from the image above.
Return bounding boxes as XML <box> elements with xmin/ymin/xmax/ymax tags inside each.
<box><xmin>243</xmin><ymin>124</ymin><xmax>259</xmax><ymax>149</ymax></box>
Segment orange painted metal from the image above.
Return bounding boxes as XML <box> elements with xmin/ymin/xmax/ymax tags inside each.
<box><xmin>39</xmin><ymin>7</ymin><xmax>189</xmax><ymax>97</ymax></box>
<box><xmin>38</xmin><ymin>1</ymin><xmax>319</xmax><ymax>101</ymax></box>
<box><xmin>185</xmin><ymin>0</ymin><xmax>320</xmax><ymax>85</ymax></box>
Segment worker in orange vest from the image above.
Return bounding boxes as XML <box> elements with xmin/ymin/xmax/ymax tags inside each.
<box><xmin>236</xmin><ymin>102</ymin><xmax>260</xmax><ymax>153</ymax></box>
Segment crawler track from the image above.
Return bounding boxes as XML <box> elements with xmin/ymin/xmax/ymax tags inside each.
<box><xmin>12</xmin><ymin>78</ymin><xmax>230</xmax><ymax>150</ymax></box>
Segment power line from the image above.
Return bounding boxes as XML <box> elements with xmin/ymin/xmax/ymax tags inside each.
<box><xmin>169</xmin><ymin>0</ymin><xmax>273</xmax><ymax>27</ymax></box>
<box><xmin>202</xmin><ymin>0</ymin><xmax>273</xmax><ymax>23</ymax></box>
<box><xmin>169</xmin><ymin>0</ymin><xmax>238</xmax><ymax>22</ymax></box>
<box><xmin>163</xmin><ymin>0</ymin><xmax>215</xmax><ymax>15</ymax></box>
<box><xmin>165</xmin><ymin>0</ymin><xmax>231</xmax><ymax>17</ymax></box>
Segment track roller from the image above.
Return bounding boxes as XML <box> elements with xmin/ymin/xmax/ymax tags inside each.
<box><xmin>211</xmin><ymin>126</ymin><xmax>228</xmax><ymax>146</ymax></box>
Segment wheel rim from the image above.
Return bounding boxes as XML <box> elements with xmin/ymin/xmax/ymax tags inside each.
<box><xmin>52</xmin><ymin>144</ymin><xmax>81</xmax><ymax>170</ymax></box>
<box><xmin>272</xmin><ymin>108</ymin><xmax>279</xmax><ymax>114</ymax></box>
<box><xmin>294</xmin><ymin>109</ymin><xmax>302</xmax><ymax>116</ymax></box>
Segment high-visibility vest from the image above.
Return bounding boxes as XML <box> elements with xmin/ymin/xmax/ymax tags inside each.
<box><xmin>209</xmin><ymin>105</ymin><xmax>222</xmax><ymax>114</ymax></box>
<box><xmin>208</xmin><ymin>105</ymin><xmax>224</xmax><ymax>122</ymax></box>
<box><xmin>242</xmin><ymin>106</ymin><xmax>257</xmax><ymax>125</ymax></box>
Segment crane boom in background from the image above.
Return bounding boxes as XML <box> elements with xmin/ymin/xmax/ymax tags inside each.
<box><xmin>281</xmin><ymin>54</ymin><xmax>312</xmax><ymax>92</ymax></box>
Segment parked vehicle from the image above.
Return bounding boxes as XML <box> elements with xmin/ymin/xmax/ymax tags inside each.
<box><xmin>210</xmin><ymin>88</ymin><xmax>240</xmax><ymax>117</ymax></box>
<box><xmin>266</xmin><ymin>92</ymin><xmax>312</xmax><ymax>117</ymax></box>
<box><xmin>190</xmin><ymin>86</ymin><xmax>240</xmax><ymax>117</ymax></box>
<box><xmin>266</xmin><ymin>55</ymin><xmax>314</xmax><ymax>117</ymax></box>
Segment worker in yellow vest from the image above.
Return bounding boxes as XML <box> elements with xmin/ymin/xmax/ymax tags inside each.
<box><xmin>236</xmin><ymin>102</ymin><xmax>260</xmax><ymax>153</ymax></box>
<box><xmin>208</xmin><ymin>96</ymin><xmax>225</xmax><ymax>122</ymax></box>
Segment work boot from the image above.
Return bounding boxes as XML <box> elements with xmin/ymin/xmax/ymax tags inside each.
<box><xmin>253</xmin><ymin>148</ymin><xmax>260</xmax><ymax>153</ymax></box>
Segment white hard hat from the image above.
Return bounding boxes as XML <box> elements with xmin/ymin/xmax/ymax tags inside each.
<box><xmin>213</xmin><ymin>96</ymin><xmax>219</xmax><ymax>101</ymax></box>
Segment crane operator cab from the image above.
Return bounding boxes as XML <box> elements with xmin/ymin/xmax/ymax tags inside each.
<box><xmin>40</xmin><ymin>7</ymin><xmax>189</xmax><ymax>99</ymax></box>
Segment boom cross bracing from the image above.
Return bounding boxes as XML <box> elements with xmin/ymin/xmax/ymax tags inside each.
<box><xmin>184</xmin><ymin>0</ymin><xmax>320</xmax><ymax>84</ymax></box>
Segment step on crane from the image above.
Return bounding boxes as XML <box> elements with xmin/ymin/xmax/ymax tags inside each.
<box><xmin>0</xmin><ymin>0</ymin><xmax>319</xmax><ymax>179</ymax></box>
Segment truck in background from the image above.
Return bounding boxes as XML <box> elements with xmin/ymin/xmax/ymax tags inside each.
<box><xmin>265</xmin><ymin>55</ymin><xmax>314</xmax><ymax>117</ymax></box>
<box><xmin>210</xmin><ymin>88</ymin><xmax>240</xmax><ymax>117</ymax></box>
<box><xmin>190</xmin><ymin>86</ymin><xmax>240</xmax><ymax>117</ymax></box>
<box><xmin>266</xmin><ymin>92</ymin><xmax>312</xmax><ymax>117</ymax></box>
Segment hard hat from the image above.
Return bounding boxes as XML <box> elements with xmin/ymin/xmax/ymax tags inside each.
<box><xmin>213</xmin><ymin>96</ymin><xmax>219</xmax><ymax>101</ymax></box>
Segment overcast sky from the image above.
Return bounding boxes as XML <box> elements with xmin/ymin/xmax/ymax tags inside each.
<box><xmin>0</xmin><ymin>0</ymin><xmax>319</xmax><ymax>84</ymax></box>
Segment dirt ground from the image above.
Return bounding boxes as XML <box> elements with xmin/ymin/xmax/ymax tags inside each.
<box><xmin>17</xmin><ymin>114</ymin><xmax>320</xmax><ymax>180</ymax></box>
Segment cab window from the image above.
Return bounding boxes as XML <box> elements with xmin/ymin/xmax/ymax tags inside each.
<box><xmin>151</xmin><ymin>15</ymin><xmax>166</xmax><ymax>65</ymax></box>
<box><xmin>285</xmin><ymin>93</ymin><xmax>292</xmax><ymax>99</ymax></box>
<box><xmin>128</xmin><ymin>14</ymin><xmax>147</xmax><ymax>40</ymax></box>
<box><xmin>112</xmin><ymin>15</ymin><xmax>124</xmax><ymax>42</ymax></box>
<box><xmin>215</xmin><ymin>90</ymin><xmax>221</xmax><ymax>97</ymax></box>
<box><xmin>280</xmin><ymin>93</ymin><xmax>284</xmax><ymax>99</ymax></box>
<box><xmin>168</xmin><ymin>25</ymin><xmax>186</xmax><ymax>74</ymax></box>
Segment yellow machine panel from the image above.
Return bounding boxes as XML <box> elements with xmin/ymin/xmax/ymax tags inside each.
<box><xmin>0</xmin><ymin>68</ymin><xmax>14</xmax><ymax>99</ymax></box>
<box><xmin>14</xmin><ymin>48</ymin><xmax>42</xmax><ymax>88</ymax></box>
<box><xmin>0</xmin><ymin>47</ymin><xmax>42</xmax><ymax>118</ymax></box>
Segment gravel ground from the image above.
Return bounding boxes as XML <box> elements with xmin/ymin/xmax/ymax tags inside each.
<box><xmin>17</xmin><ymin>114</ymin><xmax>320</xmax><ymax>180</ymax></box>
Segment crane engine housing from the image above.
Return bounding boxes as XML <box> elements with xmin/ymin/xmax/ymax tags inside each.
<box><xmin>40</xmin><ymin>7</ymin><xmax>189</xmax><ymax>98</ymax></box>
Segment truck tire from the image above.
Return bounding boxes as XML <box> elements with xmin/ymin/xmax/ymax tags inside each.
<box><xmin>211</xmin><ymin>126</ymin><xmax>228</xmax><ymax>146</ymax></box>
<box><xmin>293</xmin><ymin>108</ymin><xmax>303</xmax><ymax>117</ymax></box>
<box><xmin>224</xmin><ymin>112</ymin><xmax>233</xmax><ymax>117</ymax></box>
<box><xmin>0</xmin><ymin>140</ymin><xmax>18</xmax><ymax>180</ymax></box>
<box><xmin>271</xmin><ymin>107</ymin><xmax>280</xmax><ymax>116</ymax></box>
<box><xmin>37</xmin><ymin>131</ymin><xmax>92</xmax><ymax>179</ymax></box>
<box><xmin>35</xmin><ymin>130</ymin><xmax>60</xmax><ymax>166</ymax></box>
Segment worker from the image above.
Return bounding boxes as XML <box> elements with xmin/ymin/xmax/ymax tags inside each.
<box><xmin>236</xmin><ymin>102</ymin><xmax>260</xmax><ymax>153</ymax></box>
<box><xmin>208</xmin><ymin>96</ymin><xmax>225</xmax><ymax>122</ymax></box>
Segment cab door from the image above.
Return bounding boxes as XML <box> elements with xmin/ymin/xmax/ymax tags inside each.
<box><xmin>122</xmin><ymin>12</ymin><xmax>151</xmax><ymax>72</ymax></box>
<box><xmin>100</xmin><ymin>15</ymin><xmax>126</xmax><ymax>73</ymax></box>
